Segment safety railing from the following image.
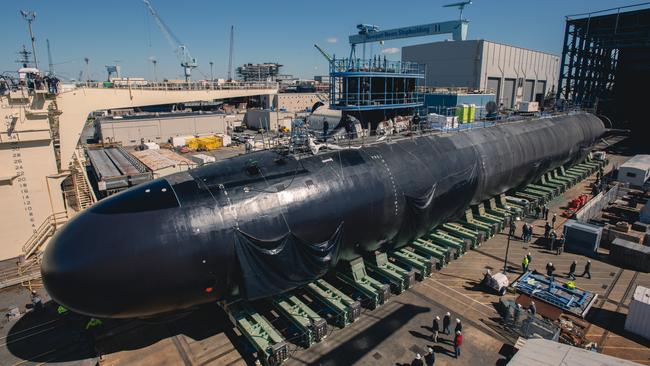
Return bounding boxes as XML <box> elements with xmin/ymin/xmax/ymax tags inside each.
<box><xmin>74</xmin><ymin>80</ymin><xmax>278</xmax><ymax>92</ymax></box>
<box><xmin>22</xmin><ymin>211</ymin><xmax>68</xmax><ymax>259</ymax></box>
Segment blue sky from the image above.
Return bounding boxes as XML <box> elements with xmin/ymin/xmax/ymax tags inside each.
<box><xmin>1</xmin><ymin>0</ymin><xmax>640</xmax><ymax>81</ymax></box>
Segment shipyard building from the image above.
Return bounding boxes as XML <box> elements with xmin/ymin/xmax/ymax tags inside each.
<box><xmin>403</xmin><ymin>40</ymin><xmax>559</xmax><ymax>108</ymax></box>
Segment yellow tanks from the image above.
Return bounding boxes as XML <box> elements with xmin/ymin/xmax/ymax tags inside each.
<box><xmin>456</xmin><ymin>104</ymin><xmax>468</xmax><ymax>123</ymax></box>
<box><xmin>186</xmin><ymin>136</ymin><xmax>223</xmax><ymax>151</ymax></box>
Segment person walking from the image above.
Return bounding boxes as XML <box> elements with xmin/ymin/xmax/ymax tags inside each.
<box><xmin>454</xmin><ymin>331</ymin><xmax>463</xmax><ymax>358</ymax></box>
<box><xmin>544</xmin><ymin>222</ymin><xmax>551</xmax><ymax>239</ymax></box>
<box><xmin>528</xmin><ymin>301</ymin><xmax>537</xmax><ymax>316</ymax></box>
<box><xmin>527</xmin><ymin>252</ymin><xmax>533</xmax><ymax>266</ymax></box>
<box><xmin>424</xmin><ymin>347</ymin><xmax>435</xmax><ymax>366</ymax></box>
<box><xmin>522</xmin><ymin>255</ymin><xmax>529</xmax><ymax>273</ymax></box>
<box><xmin>549</xmin><ymin>230</ymin><xmax>557</xmax><ymax>251</ymax></box>
<box><xmin>552</xmin><ymin>213</ymin><xmax>558</xmax><ymax>228</ymax></box>
<box><xmin>455</xmin><ymin>318</ymin><xmax>462</xmax><ymax>334</ymax></box>
<box><xmin>544</xmin><ymin>204</ymin><xmax>549</xmax><ymax>220</ymax></box>
<box><xmin>411</xmin><ymin>353</ymin><xmax>423</xmax><ymax>366</ymax></box>
<box><xmin>582</xmin><ymin>260</ymin><xmax>592</xmax><ymax>279</ymax></box>
<box><xmin>546</xmin><ymin>262</ymin><xmax>556</xmax><ymax>278</ymax></box>
<box><xmin>509</xmin><ymin>220</ymin><xmax>516</xmax><ymax>238</ymax></box>
<box><xmin>443</xmin><ymin>312</ymin><xmax>451</xmax><ymax>335</ymax></box>
<box><xmin>513</xmin><ymin>303</ymin><xmax>522</xmax><ymax>325</ymax></box>
<box><xmin>568</xmin><ymin>260</ymin><xmax>577</xmax><ymax>280</ymax></box>
<box><xmin>520</xmin><ymin>223</ymin><xmax>527</xmax><ymax>241</ymax></box>
<box><xmin>556</xmin><ymin>233</ymin><xmax>566</xmax><ymax>255</ymax></box>
<box><xmin>432</xmin><ymin>315</ymin><xmax>440</xmax><ymax>342</ymax></box>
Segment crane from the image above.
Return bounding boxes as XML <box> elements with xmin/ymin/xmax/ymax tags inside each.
<box><xmin>443</xmin><ymin>1</ymin><xmax>472</xmax><ymax>20</ymax></box>
<box><xmin>227</xmin><ymin>25</ymin><xmax>234</xmax><ymax>81</ymax></box>
<box><xmin>313</xmin><ymin>44</ymin><xmax>333</xmax><ymax>63</ymax></box>
<box><xmin>142</xmin><ymin>0</ymin><xmax>197</xmax><ymax>82</ymax></box>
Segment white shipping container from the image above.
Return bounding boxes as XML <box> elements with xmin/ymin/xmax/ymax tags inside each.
<box><xmin>172</xmin><ymin>136</ymin><xmax>191</xmax><ymax>147</ymax></box>
<box><xmin>217</xmin><ymin>134</ymin><xmax>232</xmax><ymax>147</ymax></box>
<box><xmin>191</xmin><ymin>153</ymin><xmax>216</xmax><ymax>165</ymax></box>
<box><xmin>624</xmin><ymin>285</ymin><xmax>650</xmax><ymax>340</ymax></box>
<box><xmin>143</xmin><ymin>142</ymin><xmax>160</xmax><ymax>150</ymax></box>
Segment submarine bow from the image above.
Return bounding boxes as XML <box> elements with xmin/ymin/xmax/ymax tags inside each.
<box><xmin>42</xmin><ymin>112</ymin><xmax>605</xmax><ymax>318</ymax></box>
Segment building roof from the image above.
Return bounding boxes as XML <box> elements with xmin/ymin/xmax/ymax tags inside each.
<box><xmin>620</xmin><ymin>155</ymin><xmax>650</xmax><ymax>171</ymax></box>
<box><xmin>633</xmin><ymin>285</ymin><xmax>650</xmax><ymax>305</ymax></box>
<box><xmin>508</xmin><ymin>339</ymin><xmax>642</xmax><ymax>366</ymax></box>
<box><xmin>131</xmin><ymin>149</ymin><xmax>196</xmax><ymax>171</ymax></box>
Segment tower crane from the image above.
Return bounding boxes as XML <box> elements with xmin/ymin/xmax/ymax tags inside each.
<box><xmin>142</xmin><ymin>0</ymin><xmax>197</xmax><ymax>82</ymax></box>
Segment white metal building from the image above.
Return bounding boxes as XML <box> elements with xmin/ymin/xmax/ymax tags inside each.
<box><xmin>618</xmin><ymin>155</ymin><xmax>650</xmax><ymax>187</ymax></box>
<box><xmin>131</xmin><ymin>149</ymin><xmax>197</xmax><ymax>179</ymax></box>
<box><xmin>625</xmin><ymin>285</ymin><xmax>650</xmax><ymax>340</ymax></box>
<box><xmin>402</xmin><ymin>40</ymin><xmax>559</xmax><ymax>108</ymax></box>
<box><xmin>508</xmin><ymin>338</ymin><xmax>642</xmax><ymax>366</ymax></box>
<box><xmin>98</xmin><ymin>112</ymin><xmax>234</xmax><ymax>146</ymax></box>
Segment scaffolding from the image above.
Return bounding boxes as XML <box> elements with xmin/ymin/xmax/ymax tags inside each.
<box><xmin>557</xmin><ymin>4</ymin><xmax>650</xmax><ymax>125</ymax></box>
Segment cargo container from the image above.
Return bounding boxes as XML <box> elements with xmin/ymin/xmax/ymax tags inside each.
<box><xmin>563</xmin><ymin>220</ymin><xmax>602</xmax><ymax>255</ymax></box>
<box><xmin>624</xmin><ymin>285</ymin><xmax>650</xmax><ymax>340</ymax></box>
<box><xmin>191</xmin><ymin>153</ymin><xmax>216</xmax><ymax>165</ymax></box>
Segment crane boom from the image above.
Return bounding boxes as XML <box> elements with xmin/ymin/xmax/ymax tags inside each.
<box><xmin>314</xmin><ymin>44</ymin><xmax>333</xmax><ymax>63</ymax></box>
<box><xmin>46</xmin><ymin>39</ymin><xmax>55</xmax><ymax>76</ymax></box>
<box><xmin>142</xmin><ymin>0</ymin><xmax>197</xmax><ymax>81</ymax></box>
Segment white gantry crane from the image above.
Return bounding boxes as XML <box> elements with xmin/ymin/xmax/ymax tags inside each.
<box><xmin>142</xmin><ymin>0</ymin><xmax>197</xmax><ymax>82</ymax></box>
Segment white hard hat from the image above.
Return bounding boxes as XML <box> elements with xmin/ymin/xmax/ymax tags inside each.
<box><xmin>416</xmin><ymin>353</ymin><xmax>421</xmax><ymax>360</ymax></box>
<box><xmin>427</xmin><ymin>347</ymin><xmax>433</xmax><ymax>353</ymax></box>
<box><xmin>456</xmin><ymin>318</ymin><xmax>461</xmax><ymax>323</ymax></box>
<box><xmin>446</xmin><ymin>311</ymin><xmax>450</xmax><ymax>316</ymax></box>
<box><xmin>435</xmin><ymin>315</ymin><xmax>440</xmax><ymax>320</ymax></box>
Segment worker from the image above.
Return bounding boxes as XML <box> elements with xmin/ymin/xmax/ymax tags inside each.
<box><xmin>552</xmin><ymin>213</ymin><xmax>557</xmax><ymax>228</ymax></box>
<box><xmin>556</xmin><ymin>233</ymin><xmax>566</xmax><ymax>255</ymax></box>
<box><xmin>57</xmin><ymin>305</ymin><xmax>68</xmax><ymax>315</ymax></box>
<box><xmin>546</xmin><ymin>262</ymin><xmax>556</xmax><ymax>278</ymax></box>
<box><xmin>544</xmin><ymin>222</ymin><xmax>551</xmax><ymax>239</ymax></box>
<box><xmin>424</xmin><ymin>346</ymin><xmax>435</xmax><ymax>366</ymax></box>
<box><xmin>513</xmin><ymin>303</ymin><xmax>522</xmax><ymax>325</ymax></box>
<box><xmin>529</xmin><ymin>224</ymin><xmax>534</xmax><ymax>239</ymax></box>
<box><xmin>431</xmin><ymin>315</ymin><xmax>440</xmax><ymax>342</ymax></box>
<box><xmin>534</xmin><ymin>205</ymin><xmax>541</xmax><ymax>219</ymax></box>
<box><xmin>443</xmin><ymin>312</ymin><xmax>451</xmax><ymax>334</ymax></box>
<box><xmin>85</xmin><ymin>317</ymin><xmax>103</xmax><ymax>330</ymax></box>
<box><xmin>544</xmin><ymin>204</ymin><xmax>549</xmax><ymax>220</ymax></box>
<box><xmin>529</xmin><ymin>301</ymin><xmax>537</xmax><ymax>316</ymax></box>
<box><xmin>522</xmin><ymin>255</ymin><xmax>529</xmax><ymax>273</ymax></box>
<box><xmin>411</xmin><ymin>353</ymin><xmax>424</xmax><ymax>366</ymax></box>
<box><xmin>521</xmin><ymin>223</ymin><xmax>528</xmax><ymax>241</ymax></box>
<box><xmin>549</xmin><ymin>230</ymin><xmax>557</xmax><ymax>250</ymax></box>
<box><xmin>509</xmin><ymin>220</ymin><xmax>516</xmax><ymax>238</ymax></box>
<box><xmin>454</xmin><ymin>330</ymin><xmax>463</xmax><ymax>358</ymax></box>
<box><xmin>568</xmin><ymin>260</ymin><xmax>577</xmax><ymax>280</ymax></box>
<box><xmin>455</xmin><ymin>318</ymin><xmax>462</xmax><ymax>334</ymax></box>
<box><xmin>30</xmin><ymin>291</ymin><xmax>43</xmax><ymax>312</ymax></box>
<box><xmin>582</xmin><ymin>259</ymin><xmax>592</xmax><ymax>279</ymax></box>
<box><xmin>527</xmin><ymin>252</ymin><xmax>533</xmax><ymax>265</ymax></box>
<box><xmin>322</xmin><ymin>120</ymin><xmax>329</xmax><ymax>142</ymax></box>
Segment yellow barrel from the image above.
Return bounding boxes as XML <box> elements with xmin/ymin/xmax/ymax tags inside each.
<box><xmin>469</xmin><ymin>104</ymin><xmax>476</xmax><ymax>122</ymax></box>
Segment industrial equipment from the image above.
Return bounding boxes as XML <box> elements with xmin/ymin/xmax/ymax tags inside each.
<box><xmin>142</xmin><ymin>0</ymin><xmax>197</xmax><ymax>81</ymax></box>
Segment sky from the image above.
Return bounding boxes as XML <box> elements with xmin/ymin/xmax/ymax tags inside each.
<box><xmin>1</xmin><ymin>0</ymin><xmax>642</xmax><ymax>81</ymax></box>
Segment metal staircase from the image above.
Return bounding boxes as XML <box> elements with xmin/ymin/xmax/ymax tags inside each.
<box><xmin>22</xmin><ymin>211</ymin><xmax>68</xmax><ymax>260</ymax></box>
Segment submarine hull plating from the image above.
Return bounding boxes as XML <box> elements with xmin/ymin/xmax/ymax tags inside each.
<box><xmin>42</xmin><ymin>112</ymin><xmax>604</xmax><ymax>318</ymax></box>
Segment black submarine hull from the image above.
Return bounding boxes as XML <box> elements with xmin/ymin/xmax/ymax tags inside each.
<box><xmin>41</xmin><ymin>112</ymin><xmax>605</xmax><ymax>318</ymax></box>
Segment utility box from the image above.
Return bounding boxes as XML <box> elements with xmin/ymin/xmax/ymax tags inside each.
<box><xmin>610</xmin><ymin>238</ymin><xmax>650</xmax><ymax>272</ymax></box>
<box><xmin>624</xmin><ymin>285</ymin><xmax>650</xmax><ymax>340</ymax></box>
<box><xmin>563</xmin><ymin>220</ymin><xmax>602</xmax><ymax>255</ymax></box>
<box><xmin>518</xmin><ymin>101</ymin><xmax>539</xmax><ymax>113</ymax></box>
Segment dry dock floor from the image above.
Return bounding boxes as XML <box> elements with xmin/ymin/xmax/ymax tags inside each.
<box><xmin>0</xmin><ymin>141</ymin><xmax>648</xmax><ymax>366</ymax></box>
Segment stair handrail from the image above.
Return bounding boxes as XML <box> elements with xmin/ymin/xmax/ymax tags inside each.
<box><xmin>22</xmin><ymin>211</ymin><xmax>68</xmax><ymax>258</ymax></box>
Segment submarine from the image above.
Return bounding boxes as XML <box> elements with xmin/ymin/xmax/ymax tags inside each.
<box><xmin>41</xmin><ymin>112</ymin><xmax>605</xmax><ymax>318</ymax></box>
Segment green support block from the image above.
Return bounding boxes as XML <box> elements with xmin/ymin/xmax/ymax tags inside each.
<box><xmin>365</xmin><ymin>252</ymin><xmax>415</xmax><ymax>294</ymax></box>
<box><xmin>424</xmin><ymin>231</ymin><xmax>465</xmax><ymax>257</ymax></box>
<box><xmin>473</xmin><ymin>204</ymin><xmax>505</xmax><ymax>231</ymax></box>
<box><xmin>272</xmin><ymin>294</ymin><xmax>327</xmax><ymax>347</ymax></box>
<box><xmin>390</xmin><ymin>248</ymin><xmax>433</xmax><ymax>279</ymax></box>
<box><xmin>441</xmin><ymin>222</ymin><xmax>481</xmax><ymax>248</ymax></box>
<box><xmin>336</xmin><ymin>258</ymin><xmax>390</xmax><ymax>309</ymax></box>
<box><xmin>411</xmin><ymin>238</ymin><xmax>450</xmax><ymax>266</ymax></box>
<box><xmin>223</xmin><ymin>301</ymin><xmax>288</xmax><ymax>366</ymax></box>
<box><xmin>305</xmin><ymin>279</ymin><xmax>360</xmax><ymax>328</ymax></box>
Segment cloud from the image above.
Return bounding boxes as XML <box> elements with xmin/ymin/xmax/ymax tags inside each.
<box><xmin>381</xmin><ymin>47</ymin><xmax>400</xmax><ymax>55</ymax></box>
<box><xmin>326</xmin><ymin>37</ymin><xmax>338</xmax><ymax>44</ymax></box>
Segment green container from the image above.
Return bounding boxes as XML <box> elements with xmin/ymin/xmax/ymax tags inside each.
<box><xmin>468</xmin><ymin>104</ymin><xmax>476</xmax><ymax>122</ymax></box>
